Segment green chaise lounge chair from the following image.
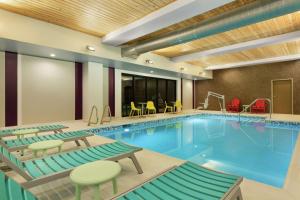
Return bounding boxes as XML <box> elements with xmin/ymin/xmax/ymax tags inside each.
<box><xmin>0</xmin><ymin>171</ymin><xmax>37</xmax><ymax>200</ymax></box>
<box><xmin>0</xmin><ymin>141</ymin><xmax>143</xmax><ymax>188</ymax></box>
<box><xmin>112</xmin><ymin>162</ymin><xmax>243</xmax><ymax>200</ymax></box>
<box><xmin>0</xmin><ymin>130</ymin><xmax>93</xmax><ymax>152</ymax></box>
<box><xmin>0</xmin><ymin>124</ymin><xmax>68</xmax><ymax>139</ymax></box>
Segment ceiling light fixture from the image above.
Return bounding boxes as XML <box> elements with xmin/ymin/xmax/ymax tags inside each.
<box><xmin>50</xmin><ymin>53</ymin><xmax>56</xmax><ymax>57</ymax></box>
<box><xmin>150</xmin><ymin>70</ymin><xmax>154</xmax><ymax>73</ymax></box>
<box><xmin>86</xmin><ymin>45</ymin><xmax>95</xmax><ymax>52</ymax></box>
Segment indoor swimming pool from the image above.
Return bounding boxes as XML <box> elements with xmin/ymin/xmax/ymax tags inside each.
<box><xmin>93</xmin><ymin>114</ymin><xmax>300</xmax><ymax>188</ymax></box>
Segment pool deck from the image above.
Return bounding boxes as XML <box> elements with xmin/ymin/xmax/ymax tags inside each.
<box><xmin>2</xmin><ymin>110</ymin><xmax>300</xmax><ymax>200</ymax></box>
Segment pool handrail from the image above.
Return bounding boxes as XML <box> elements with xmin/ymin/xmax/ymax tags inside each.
<box><xmin>238</xmin><ymin>98</ymin><xmax>272</xmax><ymax>121</ymax></box>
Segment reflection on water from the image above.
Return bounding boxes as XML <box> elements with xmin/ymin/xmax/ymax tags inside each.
<box><xmin>108</xmin><ymin>117</ymin><xmax>298</xmax><ymax>188</ymax></box>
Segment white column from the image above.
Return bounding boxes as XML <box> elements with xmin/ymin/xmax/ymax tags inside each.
<box><xmin>177</xmin><ymin>79</ymin><xmax>181</xmax><ymax>102</ymax></box>
<box><xmin>114</xmin><ymin>69</ymin><xmax>122</xmax><ymax>118</ymax></box>
<box><xmin>182</xmin><ymin>79</ymin><xmax>193</xmax><ymax>110</ymax></box>
<box><xmin>82</xmin><ymin>62</ymin><xmax>104</xmax><ymax>121</ymax></box>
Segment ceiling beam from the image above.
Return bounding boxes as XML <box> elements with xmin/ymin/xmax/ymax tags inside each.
<box><xmin>102</xmin><ymin>0</ymin><xmax>233</xmax><ymax>46</ymax></box>
<box><xmin>172</xmin><ymin>31</ymin><xmax>300</xmax><ymax>62</ymax></box>
<box><xmin>205</xmin><ymin>54</ymin><xmax>300</xmax><ymax>70</ymax></box>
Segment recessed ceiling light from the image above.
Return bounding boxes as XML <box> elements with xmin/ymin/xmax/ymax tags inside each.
<box><xmin>150</xmin><ymin>70</ymin><xmax>154</xmax><ymax>73</ymax></box>
<box><xmin>50</xmin><ymin>53</ymin><xmax>56</xmax><ymax>57</ymax></box>
<box><xmin>86</xmin><ymin>45</ymin><xmax>95</xmax><ymax>52</ymax></box>
<box><xmin>145</xmin><ymin>59</ymin><xmax>153</xmax><ymax>64</ymax></box>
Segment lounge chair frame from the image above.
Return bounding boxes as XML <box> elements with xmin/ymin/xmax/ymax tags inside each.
<box><xmin>0</xmin><ymin>125</ymin><xmax>68</xmax><ymax>139</ymax></box>
<box><xmin>0</xmin><ymin>131</ymin><xmax>92</xmax><ymax>152</ymax></box>
<box><xmin>0</xmin><ymin>143</ymin><xmax>143</xmax><ymax>189</ymax></box>
<box><xmin>111</xmin><ymin>162</ymin><xmax>243</xmax><ymax>200</ymax></box>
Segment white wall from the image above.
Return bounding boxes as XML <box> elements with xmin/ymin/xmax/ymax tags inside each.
<box><xmin>0</xmin><ymin>9</ymin><xmax>212</xmax><ymax>79</ymax></box>
<box><xmin>0</xmin><ymin>52</ymin><xmax>4</xmax><ymax>127</ymax></box>
<box><xmin>182</xmin><ymin>79</ymin><xmax>193</xmax><ymax>110</ymax></box>
<box><xmin>83</xmin><ymin>62</ymin><xmax>104</xmax><ymax>121</ymax></box>
<box><xmin>20</xmin><ymin>55</ymin><xmax>75</xmax><ymax>124</ymax></box>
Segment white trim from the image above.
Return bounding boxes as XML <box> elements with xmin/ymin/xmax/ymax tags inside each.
<box><xmin>102</xmin><ymin>0</ymin><xmax>233</xmax><ymax>46</ymax></box>
<box><xmin>205</xmin><ymin>54</ymin><xmax>300</xmax><ymax>70</ymax></box>
<box><xmin>172</xmin><ymin>31</ymin><xmax>300</xmax><ymax>62</ymax></box>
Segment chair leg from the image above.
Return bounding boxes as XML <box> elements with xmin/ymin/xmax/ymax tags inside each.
<box><xmin>129</xmin><ymin>154</ymin><xmax>143</xmax><ymax>174</ymax></box>
<box><xmin>75</xmin><ymin>140</ymin><xmax>81</xmax><ymax>146</ymax></box>
<box><xmin>82</xmin><ymin>138</ymin><xmax>91</xmax><ymax>147</ymax></box>
<box><xmin>129</xmin><ymin>110</ymin><xmax>132</xmax><ymax>117</ymax></box>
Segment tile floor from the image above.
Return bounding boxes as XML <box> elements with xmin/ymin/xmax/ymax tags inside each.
<box><xmin>2</xmin><ymin>110</ymin><xmax>300</xmax><ymax>200</ymax></box>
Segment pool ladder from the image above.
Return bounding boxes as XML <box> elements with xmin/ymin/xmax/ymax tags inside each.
<box><xmin>238</xmin><ymin>98</ymin><xmax>272</xmax><ymax>122</ymax></box>
<box><xmin>87</xmin><ymin>105</ymin><xmax>112</xmax><ymax>126</ymax></box>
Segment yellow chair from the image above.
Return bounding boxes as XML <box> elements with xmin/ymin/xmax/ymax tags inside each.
<box><xmin>174</xmin><ymin>100</ymin><xmax>183</xmax><ymax>113</ymax></box>
<box><xmin>164</xmin><ymin>101</ymin><xmax>173</xmax><ymax>113</ymax></box>
<box><xmin>146</xmin><ymin>101</ymin><xmax>156</xmax><ymax>115</ymax></box>
<box><xmin>129</xmin><ymin>102</ymin><xmax>141</xmax><ymax>117</ymax></box>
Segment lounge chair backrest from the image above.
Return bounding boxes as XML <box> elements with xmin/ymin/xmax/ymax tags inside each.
<box><xmin>232</xmin><ymin>98</ymin><xmax>240</xmax><ymax>106</ymax></box>
<box><xmin>0</xmin><ymin>171</ymin><xmax>37</xmax><ymax>200</ymax></box>
<box><xmin>175</xmin><ymin>100</ymin><xmax>182</xmax><ymax>108</ymax></box>
<box><xmin>146</xmin><ymin>101</ymin><xmax>155</xmax><ymax>109</ymax></box>
<box><xmin>131</xmin><ymin>102</ymin><xmax>137</xmax><ymax>110</ymax></box>
<box><xmin>255</xmin><ymin>99</ymin><xmax>266</xmax><ymax>107</ymax></box>
<box><xmin>0</xmin><ymin>146</ymin><xmax>24</xmax><ymax>171</ymax></box>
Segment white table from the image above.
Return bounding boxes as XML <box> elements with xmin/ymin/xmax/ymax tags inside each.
<box><xmin>138</xmin><ymin>102</ymin><xmax>147</xmax><ymax>117</ymax></box>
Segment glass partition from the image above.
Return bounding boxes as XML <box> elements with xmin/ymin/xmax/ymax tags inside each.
<box><xmin>122</xmin><ymin>73</ymin><xmax>177</xmax><ymax>116</ymax></box>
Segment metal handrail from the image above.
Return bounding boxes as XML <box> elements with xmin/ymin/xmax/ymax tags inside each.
<box><xmin>87</xmin><ymin>105</ymin><xmax>99</xmax><ymax>126</ymax></box>
<box><xmin>100</xmin><ymin>105</ymin><xmax>112</xmax><ymax>124</ymax></box>
<box><xmin>238</xmin><ymin>98</ymin><xmax>272</xmax><ymax>121</ymax></box>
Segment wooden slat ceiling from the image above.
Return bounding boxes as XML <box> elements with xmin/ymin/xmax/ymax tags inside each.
<box><xmin>125</xmin><ymin>0</ymin><xmax>256</xmax><ymax>45</ymax></box>
<box><xmin>0</xmin><ymin>0</ymin><xmax>175</xmax><ymax>37</ymax></box>
<box><xmin>154</xmin><ymin>11</ymin><xmax>300</xmax><ymax>58</ymax></box>
<box><xmin>188</xmin><ymin>39</ymin><xmax>300</xmax><ymax>67</ymax></box>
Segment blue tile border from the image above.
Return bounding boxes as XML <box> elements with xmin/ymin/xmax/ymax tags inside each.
<box><xmin>89</xmin><ymin>113</ymin><xmax>300</xmax><ymax>136</ymax></box>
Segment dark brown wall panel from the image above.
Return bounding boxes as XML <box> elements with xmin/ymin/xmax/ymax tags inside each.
<box><xmin>75</xmin><ymin>62</ymin><xmax>83</xmax><ymax>120</ymax></box>
<box><xmin>5</xmin><ymin>52</ymin><xmax>18</xmax><ymax>126</ymax></box>
<box><xmin>195</xmin><ymin>60</ymin><xmax>300</xmax><ymax>114</ymax></box>
<box><xmin>109</xmin><ymin>67</ymin><xmax>115</xmax><ymax>116</ymax></box>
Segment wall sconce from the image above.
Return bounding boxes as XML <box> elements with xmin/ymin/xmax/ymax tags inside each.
<box><xmin>86</xmin><ymin>45</ymin><xmax>95</xmax><ymax>52</ymax></box>
<box><xmin>145</xmin><ymin>59</ymin><xmax>154</xmax><ymax>64</ymax></box>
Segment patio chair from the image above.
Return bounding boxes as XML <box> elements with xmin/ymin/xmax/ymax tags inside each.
<box><xmin>146</xmin><ymin>101</ymin><xmax>156</xmax><ymax>114</ymax></box>
<box><xmin>0</xmin><ymin>141</ymin><xmax>143</xmax><ymax>188</ymax></box>
<box><xmin>164</xmin><ymin>101</ymin><xmax>173</xmax><ymax>113</ymax></box>
<box><xmin>129</xmin><ymin>102</ymin><xmax>142</xmax><ymax>117</ymax></box>
<box><xmin>111</xmin><ymin>161</ymin><xmax>243</xmax><ymax>200</ymax></box>
<box><xmin>0</xmin><ymin>124</ymin><xmax>68</xmax><ymax>139</ymax></box>
<box><xmin>174</xmin><ymin>100</ymin><xmax>183</xmax><ymax>112</ymax></box>
<box><xmin>0</xmin><ymin>130</ymin><xmax>93</xmax><ymax>152</ymax></box>
<box><xmin>251</xmin><ymin>99</ymin><xmax>267</xmax><ymax>113</ymax></box>
<box><xmin>226</xmin><ymin>97</ymin><xmax>241</xmax><ymax>112</ymax></box>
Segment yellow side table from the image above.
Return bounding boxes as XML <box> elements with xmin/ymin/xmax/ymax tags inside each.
<box><xmin>70</xmin><ymin>160</ymin><xmax>121</xmax><ymax>200</ymax></box>
<box><xmin>13</xmin><ymin>128</ymin><xmax>39</xmax><ymax>139</ymax></box>
<box><xmin>28</xmin><ymin>139</ymin><xmax>64</xmax><ymax>157</ymax></box>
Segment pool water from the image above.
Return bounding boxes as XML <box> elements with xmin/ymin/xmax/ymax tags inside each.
<box><xmin>100</xmin><ymin>115</ymin><xmax>299</xmax><ymax>187</ymax></box>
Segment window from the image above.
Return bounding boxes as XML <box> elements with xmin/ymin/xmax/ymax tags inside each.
<box><xmin>122</xmin><ymin>73</ymin><xmax>177</xmax><ymax>116</ymax></box>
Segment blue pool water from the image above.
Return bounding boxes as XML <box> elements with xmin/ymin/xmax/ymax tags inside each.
<box><xmin>95</xmin><ymin>115</ymin><xmax>300</xmax><ymax>187</ymax></box>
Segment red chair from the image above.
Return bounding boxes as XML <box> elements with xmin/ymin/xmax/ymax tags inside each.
<box><xmin>251</xmin><ymin>99</ymin><xmax>267</xmax><ymax>113</ymax></box>
<box><xmin>226</xmin><ymin>97</ymin><xmax>240</xmax><ymax>112</ymax></box>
